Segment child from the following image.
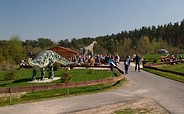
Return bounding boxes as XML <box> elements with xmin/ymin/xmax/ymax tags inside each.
<box><xmin>124</xmin><ymin>56</ymin><xmax>130</xmax><ymax>74</ymax></box>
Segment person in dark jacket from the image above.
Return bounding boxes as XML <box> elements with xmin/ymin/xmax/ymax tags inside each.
<box><xmin>124</xmin><ymin>56</ymin><xmax>130</xmax><ymax>74</ymax></box>
<box><xmin>134</xmin><ymin>54</ymin><xmax>141</xmax><ymax>72</ymax></box>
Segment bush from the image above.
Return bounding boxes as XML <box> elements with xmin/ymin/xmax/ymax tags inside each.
<box><xmin>152</xmin><ymin>59</ymin><xmax>158</xmax><ymax>63</ymax></box>
<box><xmin>4</xmin><ymin>69</ymin><xmax>16</xmax><ymax>80</ymax></box>
<box><xmin>0</xmin><ymin>59</ymin><xmax>15</xmax><ymax>70</ymax></box>
<box><xmin>53</xmin><ymin>63</ymin><xmax>60</xmax><ymax>71</ymax></box>
<box><xmin>60</xmin><ymin>69</ymin><xmax>72</xmax><ymax>83</ymax></box>
<box><xmin>86</xmin><ymin>69</ymin><xmax>94</xmax><ymax>74</ymax></box>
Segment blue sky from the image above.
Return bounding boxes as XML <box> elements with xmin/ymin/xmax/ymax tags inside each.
<box><xmin>0</xmin><ymin>0</ymin><xmax>184</xmax><ymax>41</ymax></box>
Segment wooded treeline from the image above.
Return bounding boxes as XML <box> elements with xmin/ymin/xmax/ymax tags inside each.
<box><xmin>58</xmin><ymin>19</ymin><xmax>184</xmax><ymax>57</ymax></box>
<box><xmin>0</xmin><ymin>19</ymin><xmax>184</xmax><ymax>68</ymax></box>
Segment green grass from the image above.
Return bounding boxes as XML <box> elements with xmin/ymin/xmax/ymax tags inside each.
<box><xmin>114</xmin><ymin>107</ymin><xmax>153</xmax><ymax>114</ymax></box>
<box><xmin>0</xmin><ymin>68</ymin><xmax>61</xmax><ymax>87</ymax></box>
<box><xmin>142</xmin><ymin>54</ymin><xmax>184</xmax><ymax>83</ymax></box>
<box><xmin>159</xmin><ymin>63</ymin><xmax>184</xmax><ymax>72</ymax></box>
<box><xmin>0</xmin><ymin>68</ymin><xmax>124</xmax><ymax>106</ymax></box>
<box><xmin>0</xmin><ymin>68</ymin><xmax>115</xmax><ymax>88</ymax></box>
<box><xmin>70</xmin><ymin>69</ymin><xmax>114</xmax><ymax>82</ymax></box>
<box><xmin>143</xmin><ymin>54</ymin><xmax>165</xmax><ymax>59</ymax></box>
<box><xmin>0</xmin><ymin>83</ymin><xmax>115</xmax><ymax>106</ymax></box>
<box><xmin>142</xmin><ymin>54</ymin><xmax>165</xmax><ymax>64</ymax></box>
<box><xmin>143</xmin><ymin>68</ymin><xmax>184</xmax><ymax>83</ymax></box>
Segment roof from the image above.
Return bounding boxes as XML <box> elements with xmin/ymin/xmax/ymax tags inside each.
<box><xmin>48</xmin><ymin>46</ymin><xmax>78</xmax><ymax>60</ymax></box>
<box><xmin>48</xmin><ymin>46</ymin><xmax>78</xmax><ymax>54</ymax></box>
<box><xmin>157</xmin><ymin>49</ymin><xmax>168</xmax><ymax>54</ymax></box>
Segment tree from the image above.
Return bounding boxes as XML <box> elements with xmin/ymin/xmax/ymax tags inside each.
<box><xmin>24</xmin><ymin>39</ymin><xmax>38</xmax><ymax>48</ymax></box>
<box><xmin>150</xmin><ymin>38</ymin><xmax>158</xmax><ymax>54</ymax></box>
<box><xmin>5</xmin><ymin>35</ymin><xmax>25</xmax><ymax>64</ymax></box>
<box><xmin>179</xmin><ymin>19</ymin><xmax>184</xmax><ymax>48</ymax></box>
<box><xmin>118</xmin><ymin>38</ymin><xmax>132</xmax><ymax>59</ymax></box>
<box><xmin>137</xmin><ymin>36</ymin><xmax>151</xmax><ymax>54</ymax></box>
<box><xmin>58</xmin><ymin>39</ymin><xmax>71</xmax><ymax>48</ymax></box>
<box><xmin>37</xmin><ymin>38</ymin><xmax>55</xmax><ymax>49</ymax></box>
<box><xmin>94</xmin><ymin>44</ymin><xmax>108</xmax><ymax>54</ymax></box>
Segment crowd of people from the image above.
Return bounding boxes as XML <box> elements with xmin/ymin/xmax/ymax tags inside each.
<box><xmin>71</xmin><ymin>53</ymin><xmax>143</xmax><ymax>75</ymax></box>
<box><xmin>20</xmin><ymin>51</ymin><xmax>144</xmax><ymax>75</ymax></box>
<box><xmin>71</xmin><ymin>53</ymin><xmax>120</xmax><ymax>66</ymax></box>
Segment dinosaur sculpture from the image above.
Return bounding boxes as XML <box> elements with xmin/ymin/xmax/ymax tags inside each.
<box><xmin>82</xmin><ymin>41</ymin><xmax>97</xmax><ymax>55</ymax></box>
<box><xmin>28</xmin><ymin>50</ymin><xmax>75</xmax><ymax>80</ymax></box>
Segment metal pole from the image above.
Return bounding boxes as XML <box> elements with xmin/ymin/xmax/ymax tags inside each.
<box><xmin>112</xmin><ymin>66</ymin><xmax>114</xmax><ymax>78</ymax></box>
<box><xmin>112</xmin><ymin>69</ymin><xmax>114</xmax><ymax>78</ymax></box>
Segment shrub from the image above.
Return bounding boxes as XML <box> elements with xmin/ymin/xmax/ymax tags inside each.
<box><xmin>60</xmin><ymin>69</ymin><xmax>72</xmax><ymax>83</ymax></box>
<box><xmin>0</xmin><ymin>59</ymin><xmax>15</xmax><ymax>70</ymax></box>
<box><xmin>152</xmin><ymin>59</ymin><xmax>158</xmax><ymax>63</ymax></box>
<box><xmin>86</xmin><ymin>69</ymin><xmax>94</xmax><ymax>74</ymax></box>
<box><xmin>53</xmin><ymin>63</ymin><xmax>60</xmax><ymax>71</ymax></box>
<box><xmin>4</xmin><ymin>69</ymin><xmax>16</xmax><ymax>80</ymax></box>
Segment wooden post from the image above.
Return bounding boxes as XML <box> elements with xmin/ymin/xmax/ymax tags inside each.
<box><xmin>9</xmin><ymin>88</ymin><xmax>12</xmax><ymax>104</ymax></box>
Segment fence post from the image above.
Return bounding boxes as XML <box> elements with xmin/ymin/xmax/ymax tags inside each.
<box><xmin>67</xmin><ymin>88</ymin><xmax>70</xmax><ymax>95</ymax></box>
<box><xmin>66</xmin><ymin>83</ymin><xmax>70</xmax><ymax>95</ymax></box>
<box><xmin>9</xmin><ymin>88</ymin><xmax>12</xmax><ymax>104</ymax></box>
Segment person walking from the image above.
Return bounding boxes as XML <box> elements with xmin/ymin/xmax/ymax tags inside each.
<box><xmin>134</xmin><ymin>54</ymin><xmax>141</xmax><ymax>72</ymax></box>
<box><xmin>124</xmin><ymin>56</ymin><xmax>130</xmax><ymax>74</ymax></box>
<box><xmin>179</xmin><ymin>52</ymin><xmax>182</xmax><ymax>62</ymax></box>
<box><xmin>115</xmin><ymin>53</ymin><xmax>120</xmax><ymax>66</ymax></box>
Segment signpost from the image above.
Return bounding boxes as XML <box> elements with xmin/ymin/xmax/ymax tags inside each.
<box><xmin>110</xmin><ymin>62</ymin><xmax>116</xmax><ymax>78</ymax></box>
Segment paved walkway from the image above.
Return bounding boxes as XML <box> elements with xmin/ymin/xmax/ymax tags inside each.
<box><xmin>0</xmin><ymin>63</ymin><xmax>184</xmax><ymax>114</ymax></box>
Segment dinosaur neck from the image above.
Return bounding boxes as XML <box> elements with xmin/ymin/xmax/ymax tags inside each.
<box><xmin>90</xmin><ymin>42</ymin><xmax>94</xmax><ymax>47</ymax></box>
<box><xmin>28</xmin><ymin>58</ymin><xmax>39</xmax><ymax>67</ymax></box>
<box><xmin>28</xmin><ymin>58</ymin><xmax>49</xmax><ymax>68</ymax></box>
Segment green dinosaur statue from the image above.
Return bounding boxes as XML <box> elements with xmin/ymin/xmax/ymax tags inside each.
<box><xmin>28</xmin><ymin>50</ymin><xmax>75</xmax><ymax>80</ymax></box>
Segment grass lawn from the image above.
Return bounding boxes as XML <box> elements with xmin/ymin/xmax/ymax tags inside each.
<box><xmin>143</xmin><ymin>54</ymin><xmax>165</xmax><ymax>59</ymax></box>
<box><xmin>143</xmin><ymin>68</ymin><xmax>184</xmax><ymax>83</ymax></box>
<box><xmin>159</xmin><ymin>63</ymin><xmax>184</xmax><ymax>72</ymax></box>
<box><xmin>142</xmin><ymin>54</ymin><xmax>184</xmax><ymax>83</ymax></box>
<box><xmin>0</xmin><ymin>68</ymin><xmax>124</xmax><ymax>106</ymax></box>
<box><xmin>0</xmin><ymin>68</ymin><xmax>61</xmax><ymax>87</ymax></box>
<box><xmin>0</xmin><ymin>68</ymin><xmax>116</xmax><ymax>88</ymax></box>
<box><xmin>114</xmin><ymin>108</ymin><xmax>153</xmax><ymax>114</ymax></box>
<box><xmin>142</xmin><ymin>54</ymin><xmax>165</xmax><ymax>64</ymax></box>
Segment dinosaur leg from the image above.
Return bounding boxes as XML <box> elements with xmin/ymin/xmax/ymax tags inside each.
<box><xmin>91</xmin><ymin>50</ymin><xmax>94</xmax><ymax>56</ymax></box>
<box><xmin>40</xmin><ymin>68</ymin><xmax>46</xmax><ymax>80</ymax></box>
<box><xmin>48</xmin><ymin>64</ymin><xmax>54</xmax><ymax>79</ymax></box>
<box><xmin>32</xmin><ymin>69</ymin><xmax>37</xmax><ymax>80</ymax></box>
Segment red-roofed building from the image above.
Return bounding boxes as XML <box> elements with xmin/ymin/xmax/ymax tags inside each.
<box><xmin>48</xmin><ymin>46</ymin><xmax>78</xmax><ymax>61</ymax></box>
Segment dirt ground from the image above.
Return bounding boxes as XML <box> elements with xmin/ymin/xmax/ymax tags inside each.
<box><xmin>71</xmin><ymin>98</ymin><xmax>169</xmax><ymax>114</ymax></box>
